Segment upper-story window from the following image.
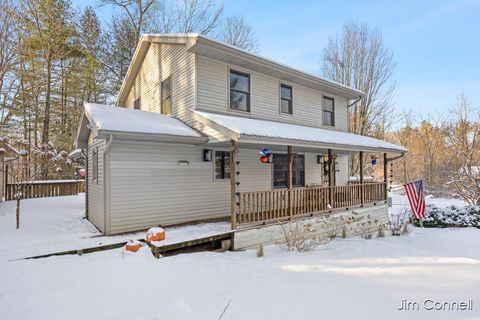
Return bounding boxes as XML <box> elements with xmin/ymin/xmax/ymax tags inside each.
<box><xmin>161</xmin><ymin>76</ymin><xmax>172</xmax><ymax>115</ymax></box>
<box><xmin>280</xmin><ymin>84</ymin><xmax>293</xmax><ymax>114</ymax></box>
<box><xmin>229</xmin><ymin>70</ymin><xmax>250</xmax><ymax>112</ymax></box>
<box><xmin>323</xmin><ymin>96</ymin><xmax>335</xmax><ymax>126</ymax></box>
<box><xmin>134</xmin><ymin>97</ymin><xmax>141</xmax><ymax>110</ymax></box>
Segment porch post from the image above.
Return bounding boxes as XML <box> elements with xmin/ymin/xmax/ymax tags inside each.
<box><xmin>327</xmin><ymin>149</ymin><xmax>333</xmax><ymax>206</ymax></box>
<box><xmin>287</xmin><ymin>146</ymin><xmax>293</xmax><ymax>219</ymax></box>
<box><xmin>230</xmin><ymin>140</ymin><xmax>238</xmax><ymax>230</ymax></box>
<box><xmin>0</xmin><ymin>149</ymin><xmax>4</xmax><ymax>202</ymax></box>
<box><xmin>359</xmin><ymin>151</ymin><xmax>364</xmax><ymax>206</ymax></box>
<box><xmin>383</xmin><ymin>153</ymin><xmax>388</xmax><ymax>201</ymax></box>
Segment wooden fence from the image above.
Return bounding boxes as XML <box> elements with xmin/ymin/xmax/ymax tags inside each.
<box><xmin>237</xmin><ymin>182</ymin><xmax>387</xmax><ymax>226</ymax></box>
<box><xmin>4</xmin><ymin>180</ymin><xmax>85</xmax><ymax>201</ymax></box>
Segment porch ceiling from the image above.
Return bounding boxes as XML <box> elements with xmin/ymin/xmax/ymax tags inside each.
<box><xmin>192</xmin><ymin>110</ymin><xmax>408</xmax><ymax>154</ymax></box>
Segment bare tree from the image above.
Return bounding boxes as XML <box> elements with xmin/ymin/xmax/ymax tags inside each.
<box><xmin>322</xmin><ymin>23</ymin><xmax>396</xmax><ymax>175</ymax></box>
<box><xmin>0</xmin><ymin>137</ymin><xmax>66</xmax><ymax>228</ymax></box>
<box><xmin>101</xmin><ymin>0</ymin><xmax>225</xmax><ymax>92</ymax></box>
<box><xmin>321</xmin><ymin>22</ymin><xmax>396</xmax><ymax>137</ymax></box>
<box><xmin>175</xmin><ymin>0</ymin><xmax>223</xmax><ymax>34</ymax></box>
<box><xmin>389</xmin><ymin>111</ymin><xmax>416</xmax><ymax>184</ymax></box>
<box><xmin>99</xmin><ymin>0</ymin><xmax>157</xmax><ymax>44</ymax></box>
<box><xmin>418</xmin><ymin>114</ymin><xmax>444</xmax><ymax>186</ymax></box>
<box><xmin>442</xmin><ymin>96</ymin><xmax>480</xmax><ymax>204</ymax></box>
<box><xmin>220</xmin><ymin>15</ymin><xmax>259</xmax><ymax>53</ymax></box>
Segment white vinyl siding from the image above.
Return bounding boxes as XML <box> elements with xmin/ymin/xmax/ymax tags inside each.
<box><xmin>305</xmin><ymin>153</ymin><xmax>323</xmax><ymax>186</ymax></box>
<box><xmin>335</xmin><ymin>155</ymin><xmax>349</xmax><ymax>186</ymax></box>
<box><xmin>196</xmin><ymin>55</ymin><xmax>349</xmax><ymax>131</ymax></box>
<box><xmin>87</xmin><ymin>134</ymin><xmax>105</xmax><ymax>232</ymax></box>
<box><xmin>125</xmin><ymin>43</ymin><xmax>195</xmax><ymax>124</ymax></box>
<box><xmin>104</xmin><ymin>140</ymin><xmax>338</xmax><ymax>234</ymax></box>
<box><xmin>126</xmin><ymin>44</ymin><xmax>161</xmax><ymax>113</ymax></box>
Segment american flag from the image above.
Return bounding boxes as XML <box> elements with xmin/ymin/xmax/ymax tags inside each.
<box><xmin>404</xmin><ymin>180</ymin><xmax>426</xmax><ymax>220</ymax></box>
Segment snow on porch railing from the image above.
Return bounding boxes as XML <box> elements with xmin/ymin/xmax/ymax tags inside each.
<box><xmin>4</xmin><ymin>180</ymin><xmax>85</xmax><ymax>201</ymax></box>
<box><xmin>236</xmin><ymin>182</ymin><xmax>387</xmax><ymax>226</ymax></box>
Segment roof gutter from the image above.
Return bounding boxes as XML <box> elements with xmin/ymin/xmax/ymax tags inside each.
<box><xmin>97</xmin><ymin>130</ymin><xmax>208</xmax><ymax>145</ymax></box>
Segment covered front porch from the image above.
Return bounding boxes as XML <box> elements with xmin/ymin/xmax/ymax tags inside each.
<box><xmin>193</xmin><ymin>110</ymin><xmax>407</xmax><ymax>230</ymax></box>
<box><xmin>229</xmin><ymin>142</ymin><xmax>390</xmax><ymax>229</ymax></box>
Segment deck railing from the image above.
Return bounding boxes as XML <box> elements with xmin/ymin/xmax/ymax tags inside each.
<box><xmin>4</xmin><ymin>180</ymin><xmax>85</xmax><ymax>200</ymax></box>
<box><xmin>237</xmin><ymin>182</ymin><xmax>386</xmax><ymax>226</ymax></box>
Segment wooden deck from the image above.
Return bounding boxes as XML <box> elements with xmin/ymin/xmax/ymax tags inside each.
<box><xmin>236</xmin><ymin>182</ymin><xmax>387</xmax><ymax>228</ymax></box>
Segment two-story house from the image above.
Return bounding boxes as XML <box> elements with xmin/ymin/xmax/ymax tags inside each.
<box><xmin>76</xmin><ymin>34</ymin><xmax>406</xmax><ymax>241</ymax></box>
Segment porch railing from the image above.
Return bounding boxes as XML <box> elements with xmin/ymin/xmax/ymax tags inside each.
<box><xmin>236</xmin><ymin>182</ymin><xmax>387</xmax><ymax>226</ymax></box>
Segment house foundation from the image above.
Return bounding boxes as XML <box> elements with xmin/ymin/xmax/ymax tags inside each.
<box><xmin>233</xmin><ymin>204</ymin><xmax>389</xmax><ymax>250</ymax></box>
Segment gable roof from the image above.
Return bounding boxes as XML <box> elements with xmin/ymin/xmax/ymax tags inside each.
<box><xmin>116</xmin><ymin>33</ymin><xmax>364</xmax><ymax>106</ymax></box>
<box><xmin>193</xmin><ymin>110</ymin><xmax>407</xmax><ymax>154</ymax></box>
<box><xmin>76</xmin><ymin>103</ymin><xmax>206</xmax><ymax>148</ymax></box>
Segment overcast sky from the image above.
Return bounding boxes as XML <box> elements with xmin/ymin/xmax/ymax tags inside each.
<box><xmin>74</xmin><ymin>0</ymin><xmax>480</xmax><ymax>118</ymax></box>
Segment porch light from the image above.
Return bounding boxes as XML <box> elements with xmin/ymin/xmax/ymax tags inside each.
<box><xmin>203</xmin><ymin>149</ymin><xmax>212</xmax><ymax>162</ymax></box>
<box><xmin>317</xmin><ymin>155</ymin><xmax>323</xmax><ymax>164</ymax></box>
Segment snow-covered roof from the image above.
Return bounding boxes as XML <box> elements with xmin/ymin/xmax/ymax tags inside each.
<box><xmin>194</xmin><ymin>110</ymin><xmax>407</xmax><ymax>154</ymax></box>
<box><xmin>76</xmin><ymin>104</ymin><xmax>206</xmax><ymax>148</ymax></box>
<box><xmin>85</xmin><ymin>103</ymin><xmax>202</xmax><ymax>138</ymax></box>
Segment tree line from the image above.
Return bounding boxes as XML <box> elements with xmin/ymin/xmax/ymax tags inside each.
<box><xmin>0</xmin><ymin>0</ymin><xmax>259</xmax><ymax>154</ymax></box>
<box><xmin>319</xmin><ymin>23</ymin><xmax>479</xmax><ymax>203</ymax></box>
<box><xmin>388</xmin><ymin>96</ymin><xmax>480</xmax><ymax>204</ymax></box>
<box><xmin>1</xmin><ymin>0</ymin><xmax>478</xmax><ymax>202</ymax></box>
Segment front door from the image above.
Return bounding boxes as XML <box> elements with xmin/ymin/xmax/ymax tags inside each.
<box><xmin>272</xmin><ymin>153</ymin><xmax>305</xmax><ymax>188</ymax></box>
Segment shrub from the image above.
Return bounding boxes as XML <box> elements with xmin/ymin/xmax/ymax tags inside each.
<box><xmin>346</xmin><ymin>212</ymin><xmax>381</xmax><ymax>240</ymax></box>
<box><xmin>277</xmin><ymin>220</ymin><xmax>328</xmax><ymax>252</ymax></box>
<box><xmin>354</xmin><ymin>215</ymin><xmax>379</xmax><ymax>239</ymax></box>
<box><xmin>389</xmin><ymin>209</ymin><xmax>410</xmax><ymax>236</ymax></box>
<box><xmin>321</xmin><ymin>215</ymin><xmax>347</xmax><ymax>239</ymax></box>
<box><xmin>410</xmin><ymin>204</ymin><xmax>480</xmax><ymax>228</ymax></box>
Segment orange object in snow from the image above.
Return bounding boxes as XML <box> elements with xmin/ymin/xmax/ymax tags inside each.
<box><xmin>125</xmin><ymin>240</ymin><xmax>142</xmax><ymax>252</ymax></box>
<box><xmin>145</xmin><ymin>227</ymin><xmax>166</xmax><ymax>243</ymax></box>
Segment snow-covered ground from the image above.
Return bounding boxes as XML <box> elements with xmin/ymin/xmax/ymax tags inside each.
<box><xmin>0</xmin><ymin>195</ymin><xmax>229</xmax><ymax>260</ymax></box>
<box><xmin>0</xmin><ymin>194</ymin><xmax>479</xmax><ymax>320</ymax></box>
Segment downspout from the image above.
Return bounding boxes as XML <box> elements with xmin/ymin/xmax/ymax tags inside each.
<box><xmin>103</xmin><ymin>135</ymin><xmax>113</xmax><ymax>235</ymax></box>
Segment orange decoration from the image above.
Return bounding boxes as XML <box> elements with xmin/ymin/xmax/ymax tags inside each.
<box><xmin>145</xmin><ymin>227</ymin><xmax>166</xmax><ymax>243</ymax></box>
<box><xmin>260</xmin><ymin>155</ymin><xmax>269</xmax><ymax>163</ymax></box>
<box><xmin>125</xmin><ymin>240</ymin><xmax>142</xmax><ymax>252</ymax></box>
